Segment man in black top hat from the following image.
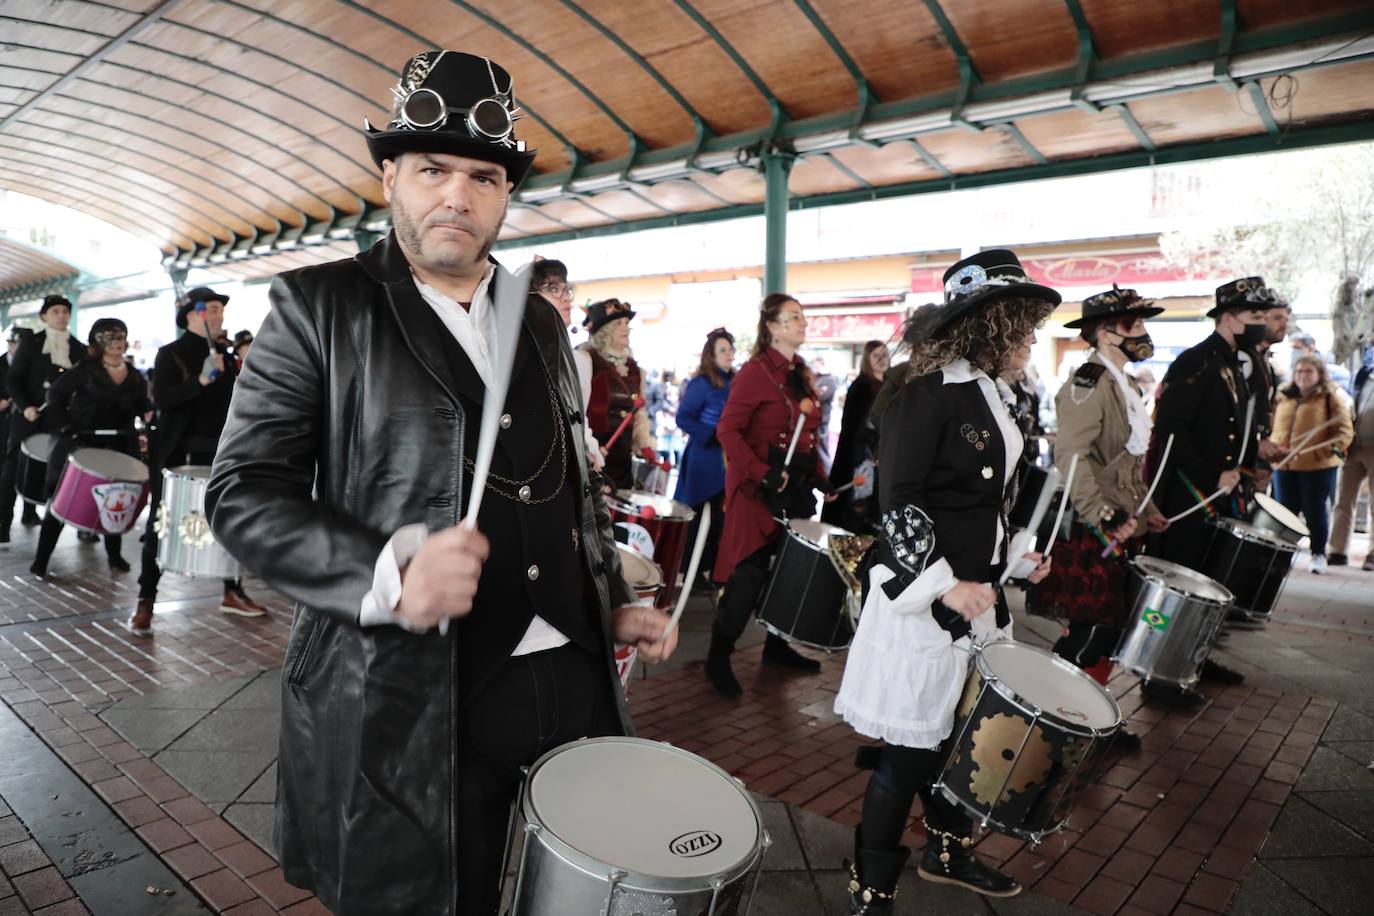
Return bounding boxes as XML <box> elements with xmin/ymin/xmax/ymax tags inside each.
<box><xmin>127</xmin><ymin>287</ymin><xmax>268</xmax><ymax>633</ymax></box>
<box><xmin>205</xmin><ymin>50</ymin><xmax>677</xmax><ymax>916</ymax></box>
<box><xmin>0</xmin><ymin>296</ymin><xmax>84</xmax><ymax>541</ymax></box>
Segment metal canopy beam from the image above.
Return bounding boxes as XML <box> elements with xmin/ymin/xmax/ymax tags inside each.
<box><xmin>763</xmin><ymin>148</ymin><xmax>795</xmax><ymax>295</ymax></box>
<box><xmin>1247</xmin><ymin>81</ymin><xmax>1282</xmax><ymax>136</ymax></box>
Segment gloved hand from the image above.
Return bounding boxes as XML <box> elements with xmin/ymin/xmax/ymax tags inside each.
<box><xmin>760</xmin><ymin>466</ymin><xmax>789</xmax><ymax>494</ymax></box>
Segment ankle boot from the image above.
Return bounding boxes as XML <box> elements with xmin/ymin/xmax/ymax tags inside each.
<box><xmin>704</xmin><ymin>632</ymin><xmax>742</xmax><ymax>697</ymax></box>
<box><xmin>841</xmin><ymin>829</ymin><xmax>909</xmax><ymax>914</ymax></box>
<box><xmin>762</xmin><ymin>631</ymin><xmax>822</xmax><ymax>672</ymax></box>
<box><xmin>916</xmin><ymin>819</ymin><xmax>1020</xmax><ymax>898</ymax></box>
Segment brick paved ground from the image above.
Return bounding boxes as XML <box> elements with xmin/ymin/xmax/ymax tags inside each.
<box><xmin>0</xmin><ymin>792</ymin><xmax>89</xmax><ymax>916</ymax></box>
<box><xmin>0</xmin><ymin>514</ymin><xmax>1370</xmax><ymax>914</ymax></box>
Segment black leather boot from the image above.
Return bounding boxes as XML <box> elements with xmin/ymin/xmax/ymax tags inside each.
<box><xmin>841</xmin><ymin>829</ymin><xmax>909</xmax><ymax>915</ymax></box>
<box><xmin>916</xmin><ymin>820</ymin><xmax>1020</xmax><ymax>898</ymax></box>
<box><xmin>704</xmin><ymin>631</ymin><xmax>742</xmax><ymax>697</ymax></box>
<box><xmin>762</xmin><ymin>631</ymin><xmax>822</xmax><ymax>672</ymax></box>
<box><xmin>1200</xmin><ymin>658</ymin><xmax>1245</xmax><ymax>684</ymax></box>
<box><xmin>1140</xmin><ymin>680</ymin><xmax>1206</xmax><ymax>710</ymax></box>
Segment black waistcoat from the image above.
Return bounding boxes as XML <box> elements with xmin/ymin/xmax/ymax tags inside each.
<box><xmin>411</xmin><ymin>300</ymin><xmax>601</xmax><ymax>700</ymax></box>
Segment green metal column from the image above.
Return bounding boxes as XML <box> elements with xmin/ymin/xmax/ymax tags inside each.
<box><xmin>0</xmin><ymin>305</ymin><xmax>9</xmax><ymax>330</ymax></box>
<box><xmin>762</xmin><ymin>145</ymin><xmax>795</xmax><ymax>295</ymax></box>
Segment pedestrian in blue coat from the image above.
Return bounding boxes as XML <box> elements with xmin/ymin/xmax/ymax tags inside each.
<box><xmin>675</xmin><ymin>327</ymin><xmax>735</xmax><ymax>586</ymax></box>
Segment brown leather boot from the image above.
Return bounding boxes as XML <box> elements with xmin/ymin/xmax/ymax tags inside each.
<box><xmin>126</xmin><ymin>599</ymin><xmax>154</xmax><ymax>636</ymax></box>
<box><xmin>220</xmin><ymin>586</ymin><xmax>268</xmax><ymax>617</ymax></box>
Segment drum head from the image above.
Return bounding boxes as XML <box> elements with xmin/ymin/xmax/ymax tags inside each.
<box><xmin>609</xmin><ymin>490</ymin><xmax>695</xmax><ymax>521</ymax></box>
<box><xmin>615</xmin><ymin>545</ymin><xmax>663</xmax><ymax>591</ymax></box>
<box><xmin>528</xmin><ymin>738</ymin><xmax>759</xmax><ymax>880</ymax></box>
<box><xmin>979</xmin><ymin>641</ymin><xmax>1120</xmax><ymax>731</ymax></box>
<box><xmin>789</xmin><ymin>519</ymin><xmax>851</xmax><ymax>548</ymax></box>
<box><xmin>71</xmin><ymin>448</ymin><xmax>149</xmax><ymax>483</ymax></box>
<box><xmin>1210</xmin><ymin>517</ymin><xmax>1290</xmax><ymax>549</ymax></box>
<box><xmin>167</xmin><ymin>465</ymin><xmax>213</xmax><ymax>481</ymax></box>
<box><xmin>21</xmin><ymin>434</ymin><xmax>54</xmax><ymax>460</ymax></box>
<box><xmin>1130</xmin><ymin>556</ymin><xmax>1233</xmax><ymax>605</ymax></box>
<box><xmin>1253</xmin><ymin>493</ymin><xmax>1309</xmax><ymax>537</ymax></box>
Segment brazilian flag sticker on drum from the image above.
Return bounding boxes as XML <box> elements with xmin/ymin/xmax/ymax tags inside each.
<box><xmin>1143</xmin><ymin>608</ymin><xmax>1170</xmax><ymax>630</ymax></box>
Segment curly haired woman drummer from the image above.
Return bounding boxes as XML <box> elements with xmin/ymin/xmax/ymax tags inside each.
<box><xmin>30</xmin><ymin>318</ymin><xmax>149</xmax><ymax>577</ymax></box>
<box><xmin>833</xmin><ymin>251</ymin><xmax>1058</xmax><ymax>911</ymax></box>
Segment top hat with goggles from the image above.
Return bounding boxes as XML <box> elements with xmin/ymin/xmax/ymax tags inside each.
<box><xmin>1207</xmin><ymin>276</ymin><xmax>1277</xmax><ymax>318</ymax></box>
<box><xmin>365</xmin><ymin>51</ymin><xmax>536</xmax><ymax>188</ymax></box>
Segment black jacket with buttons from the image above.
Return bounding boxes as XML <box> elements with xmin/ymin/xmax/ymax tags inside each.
<box><xmin>206</xmin><ymin>232</ymin><xmax>634</xmax><ymax>915</ymax></box>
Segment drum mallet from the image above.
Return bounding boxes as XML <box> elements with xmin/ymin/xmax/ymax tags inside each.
<box><xmin>834</xmin><ymin>472</ymin><xmax>866</xmax><ymax>494</ymax></box>
<box><xmin>1102</xmin><ymin>433</ymin><xmax>1173</xmax><ymax>557</ymax></box>
<box><xmin>438</xmin><ymin>263</ymin><xmax>531</xmax><ymax>636</ymax></box>
<box><xmin>602</xmin><ymin>394</ymin><xmax>645</xmax><ymax>451</ymax></box>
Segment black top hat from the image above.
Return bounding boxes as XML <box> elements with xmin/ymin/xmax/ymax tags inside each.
<box><xmin>920</xmin><ymin>249</ymin><xmax>1060</xmax><ymax>337</ymax></box>
<box><xmin>1207</xmin><ymin>276</ymin><xmax>1277</xmax><ymax>318</ymax></box>
<box><xmin>585</xmin><ymin>299</ymin><xmax>635</xmax><ymax>334</ymax></box>
<box><xmin>177</xmin><ymin>286</ymin><xmax>230</xmax><ymax>329</ymax></box>
<box><xmin>365</xmin><ymin>51</ymin><xmax>537</xmax><ymax>188</ymax></box>
<box><xmin>40</xmin><ymin>294</ymin><xmax>72</xmax><ymax>315</ymax></box>
<box><xmin>1064</xmin><ymin>284</ymin><xmax>1165</xmax><ymax>329</ymax></box>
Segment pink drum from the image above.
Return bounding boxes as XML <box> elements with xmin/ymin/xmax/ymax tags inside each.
<box><xmin>49</xmin><ymin>448</ymin><xmax>150</xmax><ymax>535</ymax></box>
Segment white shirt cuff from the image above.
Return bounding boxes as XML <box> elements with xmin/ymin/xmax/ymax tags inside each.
<box><xmin>359</xmin><ymin>523</ymin><xmax>430</xmax><ymax>632</ymax></box>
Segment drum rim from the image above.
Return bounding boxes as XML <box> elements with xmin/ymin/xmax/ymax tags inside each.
<box><xmin>614</xmin><ymin>543</ymin><xmax>664</xmax><ymax>590</ymax></box>
<box><xmin>1207</xmin><ymin>516</ymin><xmax>1298</xmax><ymax>551</ymax></box>
<box><xmin>608</xmin><ymin>489</ymin><xmax>696</xmax><ymax>522</ymax></box>
<box><xmin>20</xmin><ymin>433</ymin><xmax>54</xmax><ymax>459</ymax></box>
<box><xmin>68</xmin><ymin>447</ymin><xmax>150</xmax><ymax>483</ymax></box>
<box><xmin>164</xmin><ymin>464</ymin><xmax>214</xmax><ymax>481</ymax></box>
<box><xmin>520</xmin><ymin>736</ymin><xmax>765</xmax><ymax>889</ymax></box>
<box><xmin>1129</xmin><ymin>556</ymin><xmax>1235</xmax><ymax>607</ymax></box>
<box><xmin>974</xmin><ymin>640</ymin><xmax>1123</xmax><ymax>736</ymax></box>
<box><xmin>1251</xmin><ymin>492</ymin><xmax>1309</xmax><ymax>536</ymax></box>
<box><xmin>787</xmin><ymin>518</ymin><xmax>854</xmax><ymax>549</ymax></box>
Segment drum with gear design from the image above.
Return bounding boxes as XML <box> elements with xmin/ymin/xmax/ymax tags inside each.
<box><xmin>933</xmin><ymin>640</ymin><xmax>1121</xmax><ymax>843</ymax></box>
<box><xmin>156</xmin><ymin>466</ymin><xmax>242</xmax><ymax>579</ymax></box>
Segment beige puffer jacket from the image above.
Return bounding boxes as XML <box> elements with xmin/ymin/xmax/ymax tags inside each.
<box><xmin>1272</xmin><ymin>380</ymin><xmax>1354</xmax><ymax>472</ymax></box>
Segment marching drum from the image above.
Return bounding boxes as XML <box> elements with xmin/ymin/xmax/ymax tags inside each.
<box><xmin>511</xmin><ymin>737</ymin><xmax>769</xmax><ymax>916</ymax></box>
<box><xmin>615</xmin><ymin>543</ymin><xmax>663</xmax><ymax>602</ymax></box>
<box><xmin>934</xmin><ymin>641</ymin><xmax>1121</xmax><ymax>843</ymax></box>
<box><xmin>1115</xmin><ymin>557</ymin><xmax>1233</xmax><ymax>688</ymax></box>
<box><xmin>756</xmin><ymin>519</ymin><xmax>857</xmax><ymax>652</ymax></box>
<box><xmin>1248</xmin><ymin>492</ymin><xmax>1308</xmax><ymax>545</ymax></box>
<box><xmin>631</xmin><ymin>455</ymin><xmax>670</xmax><ymax>496</ymax></box>
<box><xmin>49</xmin><ymin>448</ymin><xmax>149</xmax><ymax>535</ymax></box>
<box><xmin>17</xmin><ymin>433</ymin><xmax>54</xmax><ymax>505</ymax></box>
<box><xmin>156</xmin><ymin>466</ymin><xmax>242</xmax><ymax>579</ymax></box>
<box><xmin>607</xmin><ymin>491</ymin><xmax>694</xmax><ymax>610</ymax></box>
<box><xmin>1201</xmin><ymin>517</ymin><xmax>1297</xmax><ymax>624</ymax></box>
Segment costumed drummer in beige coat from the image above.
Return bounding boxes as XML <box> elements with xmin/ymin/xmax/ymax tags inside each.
<box><xmin>1027</xmin><ymin>286</ymin><xmax>1170</xmax><ymax>736</ymax></box>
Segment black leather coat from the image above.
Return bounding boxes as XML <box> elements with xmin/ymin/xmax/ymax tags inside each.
<box><xmin>206</xmin><ymin>233</ymin><xmax>634</xmax><ymax>915</ymax></box>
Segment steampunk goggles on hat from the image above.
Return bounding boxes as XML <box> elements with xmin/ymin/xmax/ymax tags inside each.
<box><xmin>389</xmin><ymin>52</ymin><xmax>521</xmax><ymax>147</ymax></box>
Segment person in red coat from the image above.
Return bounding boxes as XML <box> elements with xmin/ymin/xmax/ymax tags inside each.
<box><xmin>708</xmin><ymin>293</ymin><xmax>835</xmax><ymax>696</ymax></box>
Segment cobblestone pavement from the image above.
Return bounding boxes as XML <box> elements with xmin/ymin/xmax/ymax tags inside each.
<box><xmin>1</xmin><ymin>516</ymin><xmax>1371</xmax><ymax>914</ymax></box>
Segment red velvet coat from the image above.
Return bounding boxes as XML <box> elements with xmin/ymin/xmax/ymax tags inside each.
<box><xmin>714</xmin><ymin>347</ymin><xmax>823</xmax><ymax>583</ymax></box>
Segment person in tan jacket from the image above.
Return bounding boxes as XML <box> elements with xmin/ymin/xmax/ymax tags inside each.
<box><xmin>1271</xmin><ymin>354</ymin><xmax>1355</xmax><ymax>573</ymax></box>
<box><xmin>1029</xmin><ymin>286</ymin><xmax>1172</xmax><ymax>722</ymax></box>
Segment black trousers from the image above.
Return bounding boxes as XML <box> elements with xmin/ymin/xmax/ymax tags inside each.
<box><xmin>138</xmin><ymin>448</ymin><xmax>238</xmax><ymax>600</ymax></box>
<box><xmin>458</xmin><ymin>642</ymin><xmax>621</xmax><ymax>916</ymax></box>
<box><xmin>713</xmin><ymin>543</ymin><xmax>773</xmax><ymax>646</ymax></box>
<box><xmin>860</xmin><ymin>743</ymin><xmax>972</xmax><ymax>852</ymax></box>
<box><xmin>0</xmin><ymin>411</ymin><xmax>40</xmax><ymax>526</ymax></box>
<box><xmin>1052</xmin><ymin>622</ymin><xmax>1121</xmax><ymax>670</ymax></box>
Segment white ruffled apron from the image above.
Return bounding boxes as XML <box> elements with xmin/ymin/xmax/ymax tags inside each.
<box><xmin>834</xmin><ymin>565</ymin><xmax>1012</xmax><ymax>750</ymax></box>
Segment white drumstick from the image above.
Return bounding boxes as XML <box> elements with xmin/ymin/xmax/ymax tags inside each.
<box><xmin>661</xmin><ymin>502</ymin><xmax>710</xmax><ymax>642</ymax></box>
<box><xmin>782</xmin><ymin>410</ymin><xmax>807</xmax><ymax>467</ymax></box>
<box><xmin>1001</xmin><ymin>455</ymin><xmax>1074</xmax><ymax>585</ymax></box>
<box><xmin>1136</xmin><ymin>433</ymin><xmax>1173</xmax><ymax>516</ymax></box>
<box><xmin>1235</xmin><ymin>398</ymin><xmax>1255</xmax><ymax>471</ymax></box>
<box><xmin>1272</xmin><ymin>435</ymin><xmax>1343</xmax><ymax>469</ymax></box>
<box><xmin>1165</xmin><ymin>485</ymin><xmax>1227</xmax><ymax>524</ymax></box>
<box><xmin>438</xmin><ymin>262</ymin><xmax>531</xmax><ymax>636</ymax></box>
<box><xmin>1283</xmin><ymin>416</ymin><xmax>1341</xmax><ymax>454</ymax></box>
<box><xmin>1049</xmin><ymin>454</ymin><xmax>1078</xmax><ymax>547</ymax></box>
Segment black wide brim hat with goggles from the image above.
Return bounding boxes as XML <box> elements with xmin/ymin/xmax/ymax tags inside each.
<box><xmin>1064</xmin><ymin>284</ymin><xmax>1164</xmax><ymax>329</ymax></box>
<box><xmin>585</xmin><ymin>299</ymin><xmax>636</xmax><ymax>334</ymax></box>
<box><xmin>1206</xmin><ymin>276</ymin><xmax>1278</xmax><ymax>318</ymax></box>
<box><xmin>365</xmin><ymin>51</ymin><xmax>537</xmax><ymax>189</ymax></box>
<box><xmin>917</xmin><ymin>249</ymin><xmax>1061</xmax><ymax>339</ymax></box>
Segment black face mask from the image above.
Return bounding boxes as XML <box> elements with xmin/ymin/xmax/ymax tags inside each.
<box><xmin>1116</xmin><ymin>332</ymin><xmax>1155</xmax><ymax>363</ymax></box>
<box><xmin>1239</xmin><ymin>322</ymin><xmax>1266</xmax><ymax>348</ymax></box>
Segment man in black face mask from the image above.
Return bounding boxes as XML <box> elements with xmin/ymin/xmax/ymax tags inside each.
<box><xmin>1142</xmin><ymin>278</ymin><xmax>1272</xmax><ymax>698</ymax></box>
<box><xmin>1029</xmin><ymin>286</ymin><xmax>1169</xmax><ymax>732</ymax></box>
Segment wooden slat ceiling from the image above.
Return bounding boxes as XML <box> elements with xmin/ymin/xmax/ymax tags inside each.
<box><xmin>0</xmin><ymin>0</ymin><xmax>1373</xmax><ymax>294</ymax></box>
<box><xmin>0</xmin><ymin>237</ymin><xmax>79</xmax><ymax>298</ymax></box>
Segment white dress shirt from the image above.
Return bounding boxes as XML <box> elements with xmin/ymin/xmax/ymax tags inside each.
<box><xmin>358</xmin><ymin>265</ymin><xmax>570</xmax><ymax>655</ymax></box>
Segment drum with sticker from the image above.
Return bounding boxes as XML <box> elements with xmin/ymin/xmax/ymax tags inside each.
<box><xmin>1115</xmin><ymin>556</ymin><xmax>1234</xmax><ymax>688</ymax></box>
<box><xmin>607</xmin><ymin>490</ymin><xmax>694</xmax><ymax>611</ymax></box>
<box><xmin>933</xmin><ymin>641</ymin><xmax>1121</xmax><ymax>843</ymax></box>
<box><xmin>510</xmin><ymin>736</ymin><xmax>770</xmax><ymax>915</ymax></box>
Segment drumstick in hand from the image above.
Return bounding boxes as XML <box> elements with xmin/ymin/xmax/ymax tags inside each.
<box><xmin>833</xmin><ymin>472</ymin><xmax>866</xmax><ymax>494</ymax></box>
<box><xmin>603</xmin><ymin>394</ymin><xmax>645</xmax><ymax>451</ymax></box>
<box><xmin>625</xmin><ymin>503</ymin><xmax>712</xmax><ymax>682</ymax></box>
<box><xmin>1271</xmin><ymin>435</ymin><xmax>1343</xmax><ymax>469</ymax></box>
<box><xmin>1102</xmin><ymin>434</ymin><xmax>1172</xmax><ymax>557</ymax></box>
<box><xmin>1282</xmin><ymin>416</ymin><xmax>1342</xmax><ymax>455</ymax></box>
<box><xmin>783</xmin><ymin>399</ymin><xmax>815</xmax><ymax>467</ymax></box>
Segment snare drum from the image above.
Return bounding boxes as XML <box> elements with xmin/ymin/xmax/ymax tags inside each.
<box><xmin>1115</xmin><ymin>557</ymin><xmax>1233</xmax><ymax>688</ymax></box>
<box><xmin>1201</xmin><ymin>517</ymin><xmax>1297</xmax><ymax>624</ymax></box>
<box><xmin>49</xmin><ymin>448</ymin><xmax>149</xmax><ymax>535</ymax></box>
<box><xmin>615</xmin><ymin>543</ymin><xmax>663</xmax><ymax>602</ymax></box>
<box><xmin>934</xmin><ymin>641</ymin><xmax>1121</xmax><ymax>843</ymax></box>
<box><xmin>17</xmin><ymin>433</ymin><xmax>54</xmax><ymax>505</ymax></box>
<box><xmin>756</xmin><ymin>519</ymin><xmax>855</xmax><ymax>651</ymax></box>
<box><xmin>607</xmin><ymin>491</ymin><xmax>694</xmax><ymax>610</ymax></box>
<box><xmin>156</xmin><ymin>466</ymin><xmax>242</xmax><ymax>579</ymax></box>
<box><xmin>511</xmin><ymin>737</ymin><xmax>769</xmax><ymax>916</ymax></box>
<box><xmin>631</xmin><ymin>455</ymin><xmax>670</xmax><ymax>496</ymax></box>
<box><xmin>1248</xmin><ymin>492</ymin><xmax>1308</xmax><ymax>545</ymax></box>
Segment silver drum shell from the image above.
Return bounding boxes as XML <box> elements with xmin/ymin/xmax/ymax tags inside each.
<box><xmin>157</xmin><ymin>466</ymin><xmax>242</xmax><ymax>579</ymax></box>
<box><xmin>1115</xmin><ymin>558</ymin><xmax>1233</xmax><ymax>690</ymax></box>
